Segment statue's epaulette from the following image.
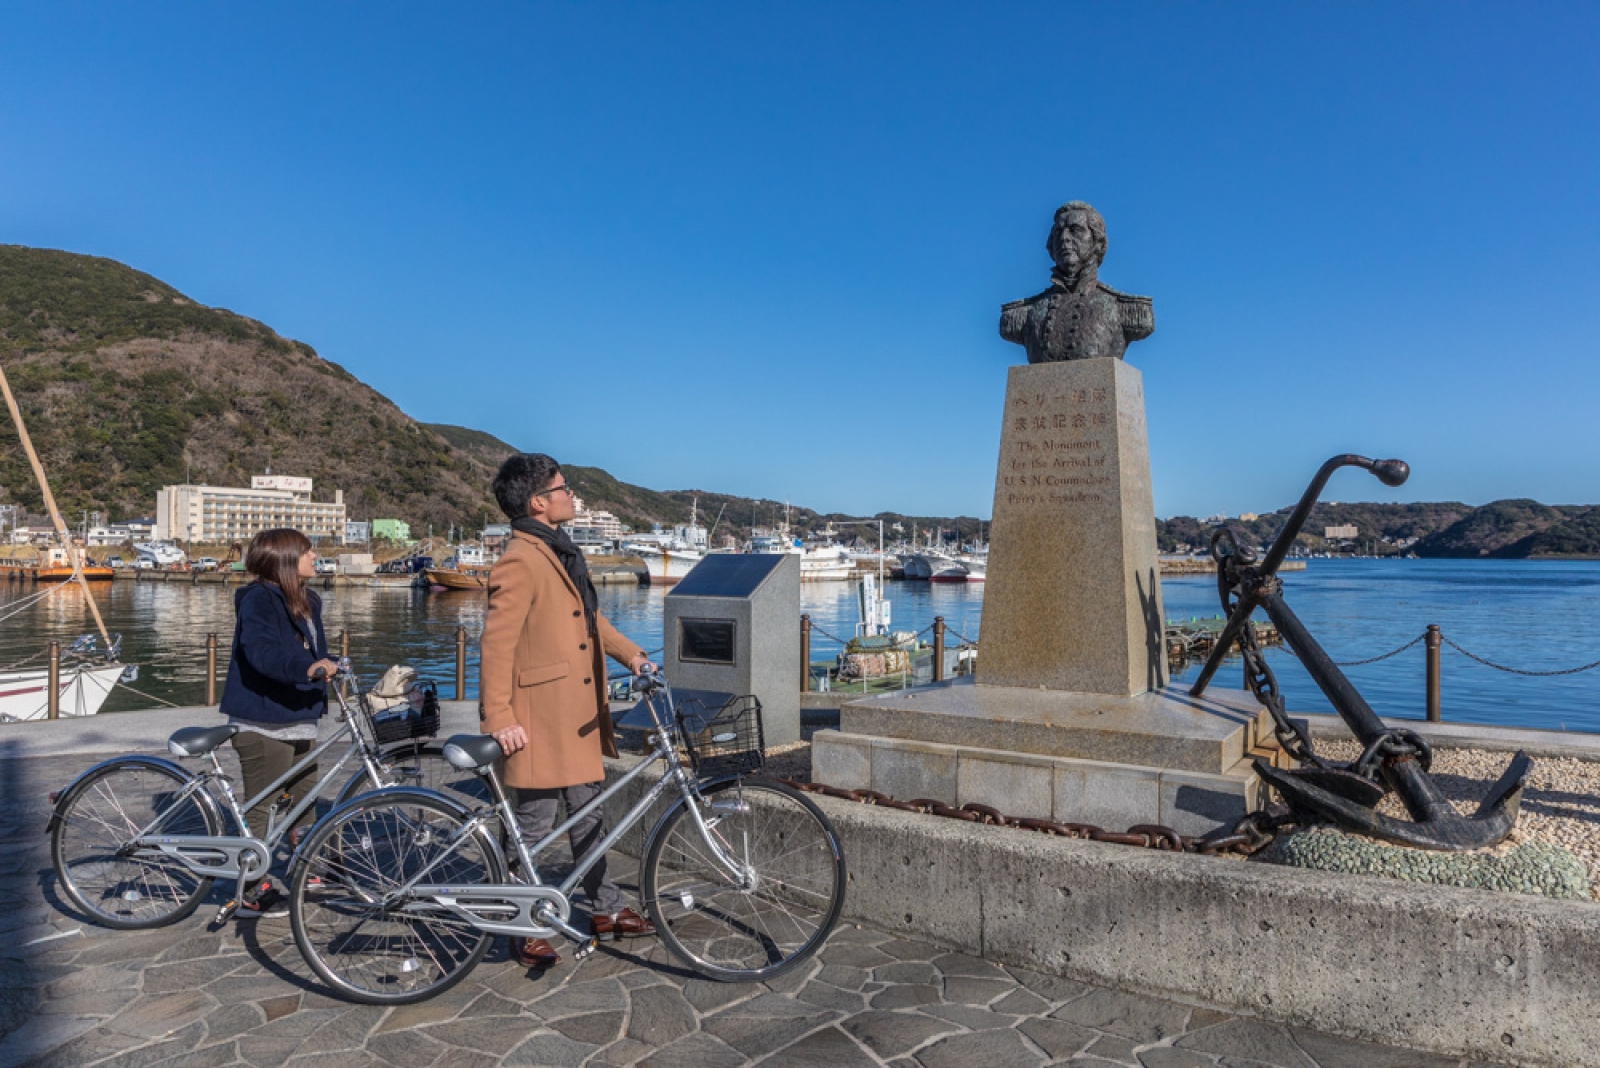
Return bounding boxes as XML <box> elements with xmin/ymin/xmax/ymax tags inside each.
<box><xmin>1095</xmin><ymin>281</ymin><xmax>1152</xmax><ymax>306</ymax></box>
<box><xmin>1097</xmin><ymin>282</ymin><xmax>1154</xmax><ymax>340</ymax></box>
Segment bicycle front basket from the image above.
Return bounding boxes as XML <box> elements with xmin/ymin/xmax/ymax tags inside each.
<box><xmin>676</xmin><ymin>694</ymin><xmax>764</xmax><ymax>777</ymax></box>
<box><xmin>366</xmin><ymin>680</ymin><xmax>441</xmax><ymax>744</ymax></box>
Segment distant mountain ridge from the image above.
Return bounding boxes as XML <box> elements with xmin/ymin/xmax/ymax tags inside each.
<box><xmin>1157</xmin><ymin>500</ymin><xmax>1600</xmax><ymax>558</ymax></box>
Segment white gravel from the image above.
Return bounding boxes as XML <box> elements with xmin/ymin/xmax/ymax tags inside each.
<box><xmin>1317</xmin><ymin>739</ymin><xmax>1600</xmax><ymax>900</ymax></box>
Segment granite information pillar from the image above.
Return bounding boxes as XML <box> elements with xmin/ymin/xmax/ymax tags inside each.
<box><xmin>979</xmin><ymin>358</ymin><xmax>1166</xmax><ymax>695</ymax></box>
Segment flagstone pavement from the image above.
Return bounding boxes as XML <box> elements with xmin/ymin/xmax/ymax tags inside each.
<box><xmin>1</xmin><ymin>753</ymin><xmax>1506</xmax><ymax>1068</ymax></box>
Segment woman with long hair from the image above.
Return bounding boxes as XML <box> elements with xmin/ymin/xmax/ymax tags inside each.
<box><xmin>218</xmin><ymin>528</ymin><xmax>338</xmax><ymax>916</ymax></box>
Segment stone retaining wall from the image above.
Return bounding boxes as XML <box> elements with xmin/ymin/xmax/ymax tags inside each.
<box><xmin>596</xmin><ymin>754</ymin><xmax>1600</xmax><ymax>1068</ymax></box>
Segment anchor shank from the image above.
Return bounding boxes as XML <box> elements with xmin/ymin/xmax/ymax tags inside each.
<box><xmin>1255</xmin><ymin>590</ymin><xmax>1388</xmax><ymax>743</ymax></box>
<box><xmin>1257</xmin><ymin>590</ymin><xmax>1463</xmax><ymax>822</ymax></box>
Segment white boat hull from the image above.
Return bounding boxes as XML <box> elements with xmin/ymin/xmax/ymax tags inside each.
<box><xmin>633</xmin><ymin>547</ymin><xmax>702</xmax><ymax>584</ymax></box>
<box><xmin>0</xmin><ymin>664</ymin><xmax>125</xmax><ymax>722</ymax></box>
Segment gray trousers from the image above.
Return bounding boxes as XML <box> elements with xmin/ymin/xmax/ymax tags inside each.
<box><xmin>231</xmin><ymin>731</ymin><xmax>317</xmax><ymax>839</ymax></box>
<box><xmin>512</xmin><ymin>781</ymin><xmax>626</xmax><ymax>915</ymax></box>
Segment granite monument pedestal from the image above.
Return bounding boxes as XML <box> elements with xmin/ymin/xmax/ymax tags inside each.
<box><xmin>813</xmin><ymin>357</ymin><xmax>1275</xmax><ymax>835</ymax></box>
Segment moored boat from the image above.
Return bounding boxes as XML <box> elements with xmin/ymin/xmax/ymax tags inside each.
<box><xmin>424</xmin><ymin>566</ymin><xmax>490</xmax><ymax>591</ymax></box>
<box><xmin>0</xmin><ymin>662</ymin><xmax>126</xmax><ymax>722</ymax></box>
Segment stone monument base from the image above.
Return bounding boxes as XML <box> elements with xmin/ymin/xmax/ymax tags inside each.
<box><xmin>811</xmin><ymin>677</ymin><xmax>1286</xmax><ymax>836</ymax></box>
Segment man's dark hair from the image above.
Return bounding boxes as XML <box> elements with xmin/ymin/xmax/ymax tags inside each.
<box><xmin>493</xmin><ymin>453</ymin><xmax>561</xmax><ymax>520</ymax></box>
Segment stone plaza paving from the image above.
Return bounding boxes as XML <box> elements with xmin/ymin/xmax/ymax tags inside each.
<box><xmin>1</xmin><ymin>754</ymin><xmax>1505</xmax><ymax>1068</ymax></box>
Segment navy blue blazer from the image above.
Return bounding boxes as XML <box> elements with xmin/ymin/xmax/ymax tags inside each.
<box><xmin>219</xmin><ymin>581</ymin><xmax>329</xmax><ymax>725</ymax></box>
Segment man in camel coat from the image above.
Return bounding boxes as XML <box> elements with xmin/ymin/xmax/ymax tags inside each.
<box><xmin>480</xmin><ymin>453</ymin><xmax>657</xmax><ymax>969</ymax></box>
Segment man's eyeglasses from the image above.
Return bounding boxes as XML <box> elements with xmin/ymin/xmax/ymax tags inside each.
<box><xmin>537</xmin><ymin>482</ymin><xmax>574</xmax><ymax>498</ymax></box>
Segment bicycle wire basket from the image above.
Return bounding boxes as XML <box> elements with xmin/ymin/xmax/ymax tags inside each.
<box><xmin>365</xmin><ymin>679</ymin><xmax>441</xmax><ymax>745</ymax></box>
<box><xmin>675</xmin><ymin>694</ymin><xmax>765</xmax><ymax>777</ymax></box>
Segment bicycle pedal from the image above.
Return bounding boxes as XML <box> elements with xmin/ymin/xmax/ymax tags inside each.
<box><xmin>215</xmin><ymin>899</ymin><xmax>239</xmax><ymax>924</ymax></box>
<box><xmin>573</xmin><ymin>938</ymin><xmax>598</xmax><ymax>962</ymax></box>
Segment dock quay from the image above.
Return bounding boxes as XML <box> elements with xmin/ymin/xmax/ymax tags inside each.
<box><xmin>1</xmin><ymin>704</ymin><xmax>1587</xmax><ymax>1066</ymax></box>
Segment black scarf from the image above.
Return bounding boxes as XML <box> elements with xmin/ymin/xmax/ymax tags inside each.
<box><xmin>513</xmin><ymin>516</ymin><xmax>598</xmax><ymax>634</ymax></box>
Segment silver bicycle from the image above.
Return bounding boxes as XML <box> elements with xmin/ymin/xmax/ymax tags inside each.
<box><xmin>288</xmin><ymin>668</ymin><xmax>847</xmax><ymax>1004</ymax></box>
<box><xmin>48</xmin><ymin>659</ymin><xmax>464</xmax><ymax>929</ymax></box>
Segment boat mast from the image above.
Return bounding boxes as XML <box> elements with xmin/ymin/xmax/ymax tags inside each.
<box><xmin>0</xmin><ymin>360</ymin><xmax>114</xmax><ymax>650</ymax></box>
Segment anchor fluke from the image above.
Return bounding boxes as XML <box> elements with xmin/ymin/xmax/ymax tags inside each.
<box><xmin>1256</xmin><ymin>750</ymin><xmax>1530</xmax><ymax>852</ymax></box>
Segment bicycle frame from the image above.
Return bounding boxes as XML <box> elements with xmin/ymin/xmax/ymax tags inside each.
<box><xmin>373</xmin><ymin>679</ymin><xmax>753</xmax><ymax>950</ymax></box>
<box><xmin>116</xmin><ymin>666</ymin><xmax>414</xmax><ymax>902</ymax></box>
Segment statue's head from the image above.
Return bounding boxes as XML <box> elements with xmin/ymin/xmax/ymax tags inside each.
<box><xmin>1046</xmin><ymin>201</ymin><xmax>1107</xmax><ymax>275</ymax></box>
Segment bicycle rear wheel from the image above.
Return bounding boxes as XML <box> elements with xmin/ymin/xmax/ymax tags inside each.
<box><xmin>50</xmin><ymin>759</ymin><xmax>220</xmax><ymax>929</ymax></box>
<box><xmin>642</xmin><ymin>778</ymin><xmax>845</xmax><ymax>982</ymax></box>
<box><xmin>290</xmin><ymin>790</ymin><xmax>503</xmax><ymax>1005</ymax></box>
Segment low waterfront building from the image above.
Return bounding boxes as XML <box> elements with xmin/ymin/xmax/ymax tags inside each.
<box><xmin>371</xmin><ymin>518</ymin><xmax>411</xmax><ymax>543</ymax></box>
<box><xmin>155</xmin><ymin>475</ymin><xmax>348</xmax><ymax>546</ymax></box>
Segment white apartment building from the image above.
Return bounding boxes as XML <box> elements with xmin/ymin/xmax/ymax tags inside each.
<box><xmin>566</xmin><ymin>494</ymin><xmax>626</xmax><ymax>545</ymax></box>
<box><xmin>155</xmin><ymin>475</ymin><xmax>348</xmax><ymax>545</ymax></box>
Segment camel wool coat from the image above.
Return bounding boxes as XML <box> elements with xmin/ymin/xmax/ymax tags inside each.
<box><xmin>478</xmin><ymin>530</ymin><xmax>644</xmax><ymax>789</ymax></box>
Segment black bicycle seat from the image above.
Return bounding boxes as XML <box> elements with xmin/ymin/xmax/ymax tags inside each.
<box><xmin>442</xmin><ymin>733</ymin><xmax>503</xmax><ymax>772</ymax></box>
<box><xmin>168</xmin><ymin>724</ymin><xmax>240</xmax><ymax>758</ymax></box>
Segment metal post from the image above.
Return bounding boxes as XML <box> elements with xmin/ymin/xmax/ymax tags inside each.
<box><xmin>1425</xmin><ymin>624</ymin><xmax>1441</xmax><ymax>722</ymax></box>
<box><xmin>205</xmin><ymin>633</ymin><xmax>218</xmax><ymax>706</ymax></box>
<box><xmin>799</xmin><ymin>614</ymin><xmax>811</xmax><ymax>694</ymax></box>
<box><xmin>47</xmin><ymin>641</ymin><xmax>60</xmax><ymax>720</ymax></box>
<box><xmin>339</xmin><ymin>628</ymin><xmax>349</xmax><ymax>660</ymax></box>
<box><xmin>933</xmin><ymin>616</ymin><xmax>946</xmax><ymax>683</ymax></box>
<box><xmin>455</xmin><ymin>625</ymin><xmax>467</xmax><ymax>701</ymax></box>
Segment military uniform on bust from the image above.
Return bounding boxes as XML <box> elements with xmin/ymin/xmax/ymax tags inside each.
<box><xmin>999</xmin><ymin>200</ymin><xmax>1154</xmax><ymax>364</ymax></box>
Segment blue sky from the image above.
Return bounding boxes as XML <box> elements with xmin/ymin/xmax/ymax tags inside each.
<box><xmin>3</xmin><ymin>3</ymin><xmax>1596</xmax><ymax>520</ymax></box>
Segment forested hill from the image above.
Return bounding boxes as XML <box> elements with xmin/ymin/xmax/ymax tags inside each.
<box><xmin>1158</xmin><ymin>500</ymin><xmax>1600</xmax><ymax>558</ymax></box>
<box><xmin>0</xmin><ymin>245</ymin><xmax>985</xmax><ymax>540</ymax></box>
<box><xmin>0</xmin><ymin>245</ymin><xmax>501</xmax><ymax>526</ymax></box>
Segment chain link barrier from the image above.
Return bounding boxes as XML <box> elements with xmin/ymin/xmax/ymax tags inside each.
<box><xmin>777</xmin><ymin>777</ymin><xmax>1286</xmax><ymax>857</ymax></box>
<box><xmin>1330</xmin><ymin>631</ymin><xmax>1426</xmax><ymax>667</ymax></box>
<box><xmin>1439</xmin><ymin>634</ymin><xmax>1600</xmax><ymax>677</ymax></box>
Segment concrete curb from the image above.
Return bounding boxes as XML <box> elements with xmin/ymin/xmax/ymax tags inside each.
<box><xmin>1299</xmin><ymin>711</ymin><xmax>1600</xmax><ymax>761</ymax></box>
<box><xmin>596</xmin><ymin>754</ymin><xmax>1598</xmax><ymax>1068</ymax></box>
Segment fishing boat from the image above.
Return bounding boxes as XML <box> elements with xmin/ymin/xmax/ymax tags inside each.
<box><xmin>424</xmin><ymin>566</ymin><xmax>490</xmax><ymax>591</ymax></box>
<box><xmin>35</xmin><ymin>546</ymin><xmax>114</xmax><ymax>581</ymax></box>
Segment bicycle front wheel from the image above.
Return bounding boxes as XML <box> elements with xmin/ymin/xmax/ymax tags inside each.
<box><xmin>290</xmin><ymin>790</ymin><xmax>504</xmax><ymax>1005</ymax></box>
<box><xmin>642</xmin><ymin>778</ymin><xmax>845</xmax><ymax>982</ymax></box>
<box><xmin>51</xmin><ymin>760</ymin><xmax>220</xmax><ymax>929</ymax></box>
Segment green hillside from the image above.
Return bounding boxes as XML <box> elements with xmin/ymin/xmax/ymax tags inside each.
<box><xmin>0</xmin><ymin>245</ymin><xmax>498</xmax><ymax>526</ymax></box>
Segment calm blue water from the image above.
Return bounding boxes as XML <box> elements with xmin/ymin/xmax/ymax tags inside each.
<box><xmin>4</xmin><ymin>559</ymin><xmax>1598</xmax><ymax>732</ymax></box>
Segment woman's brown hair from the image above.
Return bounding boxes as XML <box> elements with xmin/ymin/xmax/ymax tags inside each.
<box><xmin>245</xmin><ymin>528</ymin><xmax>314</xmax><ymax>620</ymax></box>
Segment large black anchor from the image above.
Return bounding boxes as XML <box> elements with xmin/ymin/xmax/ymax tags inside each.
<box><xmin>1190</xmin><ymin>454</ymin><xmax>1530</xmax><ymax>851</ymax></box>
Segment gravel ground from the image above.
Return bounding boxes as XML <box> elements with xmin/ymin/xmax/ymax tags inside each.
<box><xmin>1316</xmin><ymin>739</ymin><xmax>1600</xmax><ymax>900</ymax></box>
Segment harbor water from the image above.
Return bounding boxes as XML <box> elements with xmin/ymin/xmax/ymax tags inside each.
<box><xmin>3</xmin><ymin>559</ymin><xmax>1599</xmax><ymax>733</ymax></box>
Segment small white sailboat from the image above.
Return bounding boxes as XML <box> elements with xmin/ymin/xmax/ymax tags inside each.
<box><xmin>0</xmin><ymin>361</ymin><xmax>132</xmax><ymax>720</ymax></box>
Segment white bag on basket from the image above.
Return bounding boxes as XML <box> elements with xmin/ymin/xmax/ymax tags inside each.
<box><xmin>368</xmin><ymin>664</ymin><xmax>420</xmax><ymax>713</ymax></box>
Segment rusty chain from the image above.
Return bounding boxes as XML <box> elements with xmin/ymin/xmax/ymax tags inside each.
<box><xmin>775</xmin><ymin>777</ymin><xmax>1286</xmax><ymax>857</ymax></box>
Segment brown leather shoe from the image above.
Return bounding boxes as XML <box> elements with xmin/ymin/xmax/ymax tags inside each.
<box><xmin>512</xmin><ymin>937</ymin><xmax>561</xmax><ymax>968</ymax></box>
<box><xmin>591</xmin><ymin>907</ymin><xmax>656</xmax><ymax>940</ymax></box>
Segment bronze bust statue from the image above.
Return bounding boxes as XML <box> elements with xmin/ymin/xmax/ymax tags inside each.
<box><xmin>1000</xmin><ymin>201</ymin><xmax>1154</xmax><ymax>363</ymax></box>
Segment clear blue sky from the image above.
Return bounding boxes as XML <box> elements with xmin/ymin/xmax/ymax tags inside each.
<box><xmin>3</xmin><ymin>3</ymin><xmax>1596</xmax><ymax>520</ymax></box>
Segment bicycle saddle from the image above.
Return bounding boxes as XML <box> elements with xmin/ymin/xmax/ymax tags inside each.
<box><xmin>168</xmin><ymin>724</ymin><xmax>240</xmax><ymax>758</ymax></box>
<box><xmin>442</xmin><ymin>733</ymin><xmax>503</xmax><ymax>772</ymax></box>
